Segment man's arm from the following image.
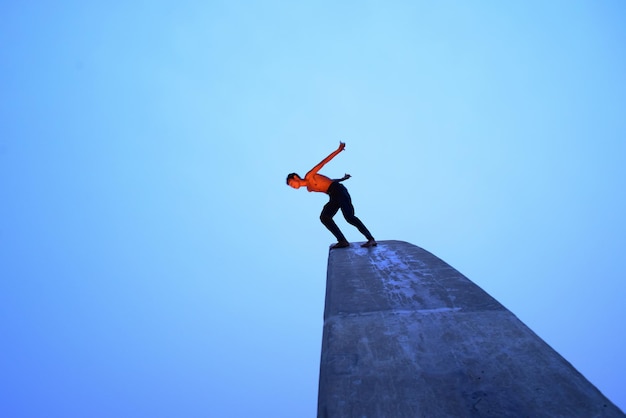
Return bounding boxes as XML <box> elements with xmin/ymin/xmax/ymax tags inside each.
<box><xmin>305</xmin><ymin>142</ymin><xmax>346</xmax><ymax>177</ymax></box>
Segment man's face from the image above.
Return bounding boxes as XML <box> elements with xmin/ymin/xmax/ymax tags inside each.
<box><xmin>288</xmin><ymin>178</ymin><xmax>300</xmax><ymax>189</ymax></box>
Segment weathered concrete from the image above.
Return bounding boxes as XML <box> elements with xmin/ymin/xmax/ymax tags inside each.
<box><xmin>318</xmin><ymin>240</ymin><xmax>624</xmax><ymax>418</ymax></box>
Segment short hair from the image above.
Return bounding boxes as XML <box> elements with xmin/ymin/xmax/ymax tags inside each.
<box><xmin>286</xmin><ymin>173</ymin><xmax>299</xmax><ymax>185</ymax></box>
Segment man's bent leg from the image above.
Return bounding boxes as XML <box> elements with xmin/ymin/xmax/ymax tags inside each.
<box><xmin>340</xmin><ymin>203</ymin><xmax>375</xmax><ymax>241</ymax></box>
<box><xmin>320</xmin><ymin>202</ymin><xmax>348</xmax><ymax>243</ymax></box>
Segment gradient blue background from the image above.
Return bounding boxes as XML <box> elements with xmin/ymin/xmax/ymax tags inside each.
<box><xmin>1</xmin><ymin>1</ymin><xmax>625</xmax><ymax>417</ymax></box>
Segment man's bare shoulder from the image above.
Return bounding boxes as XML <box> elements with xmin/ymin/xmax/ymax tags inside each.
<box><xmin>305</xmin><ymin>172</ymin><xmax>331</xmax><ymax>181</ymax></box>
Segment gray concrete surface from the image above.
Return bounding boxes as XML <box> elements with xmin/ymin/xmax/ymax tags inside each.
<box><xmin>318</xmin><ymin>240</ymin><xmax>624</xmax><ymax>418</ymax></box>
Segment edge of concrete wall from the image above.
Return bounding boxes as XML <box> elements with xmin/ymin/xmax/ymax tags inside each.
<box><xmin>318</xmin><ymin>240</ymin><xmax>624</xmax><ymax>418</ymax></box>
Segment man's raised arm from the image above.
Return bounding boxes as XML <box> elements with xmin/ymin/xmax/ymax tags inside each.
<box><xmin>305</xmin><ymin>142</ymin><xmax>346</xmax><ymax>177</ymax></box>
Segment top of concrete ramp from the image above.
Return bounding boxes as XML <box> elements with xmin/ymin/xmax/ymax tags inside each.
<box><xmin>324</xmin><ymin>240</ymin><xmax>503</xmax><ymax>320</ymax></box>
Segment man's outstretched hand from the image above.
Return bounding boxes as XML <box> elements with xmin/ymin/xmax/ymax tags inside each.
<box><xmin>341</xmin><ymin>173</ymin><xmax>351</xmax><ymax>181</ymax></box>
<box><xmin>338</xmin><ymin>141</ymin><xmax>346</xmax><ymax>151</ymax></box>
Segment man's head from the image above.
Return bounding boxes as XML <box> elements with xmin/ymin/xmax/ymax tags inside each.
<box><xmin>286</xmin><ymin>173</ymin><xmax>302</xmax><ymax>189</ymax></box>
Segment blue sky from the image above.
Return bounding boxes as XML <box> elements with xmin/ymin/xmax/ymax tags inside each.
<box><xmin>1</xmin><ymin>1</ymin><xmax>625</xmax><ymax>416</ymax></box>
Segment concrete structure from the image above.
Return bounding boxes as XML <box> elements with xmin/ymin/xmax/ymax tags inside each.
<box><xmin>318</xmin><ymin>240</ymin><xmax>624</xmax><ymax>418</ymax></box>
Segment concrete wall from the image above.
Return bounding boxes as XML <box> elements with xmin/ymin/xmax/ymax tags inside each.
<box><xmin>318</xmin><ymin>240</ymin><xmax>624</xmax><ymax>418</ymax></box>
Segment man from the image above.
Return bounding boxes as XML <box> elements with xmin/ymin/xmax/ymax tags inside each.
<box><xmin>286</xmin><ymin>142</ymin><xmax>377</xmax><ymax>249</ymax></box>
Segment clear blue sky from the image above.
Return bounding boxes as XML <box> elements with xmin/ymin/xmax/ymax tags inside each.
<box><xmin>1</xmin><ymin>1</ymin><xmax>625</xmax><ymax>416</ymax></box>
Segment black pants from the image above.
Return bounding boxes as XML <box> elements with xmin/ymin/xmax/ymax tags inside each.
<box><xmin>320</xmin><ymin>182</ymin><xmax>374</xmax><ymax>242</ymax></box>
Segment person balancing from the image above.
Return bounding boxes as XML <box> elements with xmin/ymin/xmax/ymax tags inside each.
<box><xmin>286</xmin><ymin>142</ymin><xmax>377</xmax><ymax>249</ymax></box>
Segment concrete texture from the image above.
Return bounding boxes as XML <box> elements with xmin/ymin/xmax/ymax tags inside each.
<box><xmin>318</xmin><ymin>240</ymin><xmax>624</xmax><ymax>418</ymax></box>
